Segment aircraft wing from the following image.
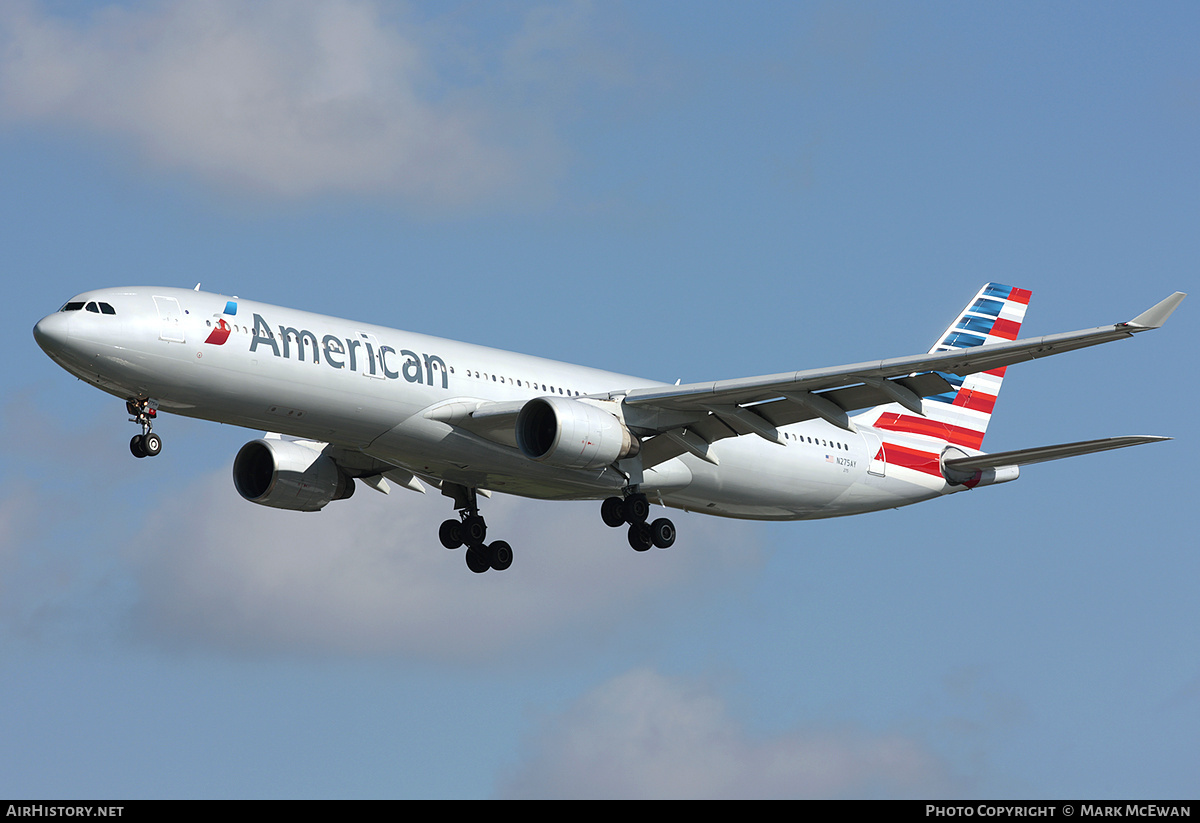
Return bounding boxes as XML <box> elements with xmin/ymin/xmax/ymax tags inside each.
<box><xmin>621</xmin><ymin>291</ymin><xmax>1186</xmax><ymax>411</ymax></box>
<box><xmin>619</xmin><ymin>292</ymin><xmax>1185</xmax><ymax>467</ymax></box>
<box><xmin>420</xmin><ymin>292</ymin><xmax>1184</xmax><ymax>469</ymax></box>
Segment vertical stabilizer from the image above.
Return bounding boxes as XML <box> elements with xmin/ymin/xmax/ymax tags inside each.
<box><xmin>861</xmin><ymin>283</ymin><xmax>1031</xmax><ymax>450</ymax></box>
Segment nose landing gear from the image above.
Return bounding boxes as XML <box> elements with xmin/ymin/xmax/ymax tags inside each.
<box><xmin>127</xmin><ymin>399</ymin><xmax>162</xmax><ymax>458</ymax></box>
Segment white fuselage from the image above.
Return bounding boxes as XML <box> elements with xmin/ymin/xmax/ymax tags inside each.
<box><xmin>34</xmin><ymin>287</ymin><xmax>960</xmax><ymax>520</ymax></box>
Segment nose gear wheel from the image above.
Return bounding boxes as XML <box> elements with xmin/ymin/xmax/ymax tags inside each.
<box><xmin>126</xmin><ymin>398</ymin><xmax>162</xmax><ymax>458</ymax></box>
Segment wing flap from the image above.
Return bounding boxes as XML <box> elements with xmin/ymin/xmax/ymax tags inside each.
<box><xmin>751</xmin><ymin>373</ymin><xmax>952</xmax><ymax>429</ymax></box>
<box><xmin>636</xmin><ymin>373</ymin><xmax>956</xmax><ymax>469</ymax></box>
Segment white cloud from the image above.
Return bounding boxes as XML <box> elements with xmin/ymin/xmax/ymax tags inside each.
<box><xmin>0</xmin><ymin>0</ymin><xmax>564</xmax><ymax>204</ymax></box>
<box><xmin>127</xmin><ymin>469</ymin><xmax>758</xmax><ymax>659</ymax></box>
<box><xmin>501</xmin><ymin>668</ymin><xmax>954</xmax><ymax>798</ymax></box>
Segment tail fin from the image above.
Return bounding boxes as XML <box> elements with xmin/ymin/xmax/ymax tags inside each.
<box><xmin>863</xmin><ymin>283</ymin><xmax>1031</xmax><ymax>450</ymax></box>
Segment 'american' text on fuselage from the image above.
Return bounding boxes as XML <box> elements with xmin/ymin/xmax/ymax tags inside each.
<box><xmin>248</xmin><ymin>312</ymin><xmax>448</xmax><ymax>388</ymax></box>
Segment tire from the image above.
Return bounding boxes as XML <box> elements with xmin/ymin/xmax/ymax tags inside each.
<box><xmin>489</xmin><ymin>541</ymin><xmax>513</xmax><ymax>571</ymax></box>
<box><xmin>142</xmin><ymin>432</ymin><xmax>162</xmax><ymax>457</ymax></box>
<box><xmin>439</xmin><ymin>519</ymin><xmax>464</xmax><ymax>550</ymax></box>
<box><xmin>601</xmin><ymin>496</ymin><xmax>625</xmax><ymax>528</ymax></box>
<box><xmin>130</xmin><ymin>434</ymin><xmax>147</xmax><ymax>458</ymax></box>
<box><xmin>627</xmin><ymin>522</ymin><xmax>653</xmax><ymax>552</ymax></box>
<box><xmin>650</xmin><ymin>518</ymin><xmax>676</xmax><ymax>549</ymax></box>
<box><xmin>463</xmin><ymin>515</ymin><xmax>487</xmax><ymax>546</ymax></box>
<box><xmin>622</xmin><ymin>493</ymin><xmax>650</xmax><ymax>524</ymax></box>
<box><xmin>465</xmin><ymin>547</ymin><xmax>491</xmax><ymax>573</ymax></box>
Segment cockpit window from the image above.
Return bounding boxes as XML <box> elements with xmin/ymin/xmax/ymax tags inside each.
<box><xmin>62</xmin><ymin>300</ymin><xmax>116</xmax><ymax>314</ymax></box>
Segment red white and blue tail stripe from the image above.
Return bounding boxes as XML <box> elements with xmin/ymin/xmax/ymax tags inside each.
<box><xmin>863</xmin><ymin>283</ymin><xmax>1031</xmax><ymax>455</ymax></box>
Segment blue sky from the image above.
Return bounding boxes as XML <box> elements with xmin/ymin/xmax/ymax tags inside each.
<box><xmin>1</xmin><ymin>0</ymin><xmax>1197</xmax><ymax>799</ymax></box>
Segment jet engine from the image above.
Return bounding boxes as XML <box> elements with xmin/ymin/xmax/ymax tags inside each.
<box><xmin>515</xmin><ymin>396</ymin><xmax>640</xmax><ymax>470</ymax></box>
<box><xmin>232</xmin><ymin>438</ymin><xmax>355</xmax><ymax>512</ymax></box>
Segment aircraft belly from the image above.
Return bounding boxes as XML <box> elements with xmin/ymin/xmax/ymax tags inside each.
<box><xmin>663</xmin><ymin>436</ymin><xmax>855</xmax><ymax>519</ymax></box>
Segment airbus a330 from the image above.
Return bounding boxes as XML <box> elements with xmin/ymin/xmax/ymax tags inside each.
<box><xmin>33</xmin><ymin>283</ymin><xmax>1184</xmax><ymax>573</ymax></box>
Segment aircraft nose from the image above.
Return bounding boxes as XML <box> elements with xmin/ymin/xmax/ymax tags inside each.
<box><xmin>33</xmin><ymin>311</ymin><xmax>71</xmax><ymax>354</ymax></box>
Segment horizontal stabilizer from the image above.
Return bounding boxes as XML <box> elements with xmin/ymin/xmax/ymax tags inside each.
<box><xmin>943</xmin><ymin>435</ymin><xmax>1170</xmax><ymax>472</ymax></box>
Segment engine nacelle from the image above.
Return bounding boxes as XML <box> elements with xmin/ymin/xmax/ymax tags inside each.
<box><xmin>515</xmin><ymin>396</ymin><xmax>640</xmax><ymax>470</ymax></box>
<box><xmin>232</xmin><ymin>438</ymin><xmax>355</xmax><ymax>512</ymax></box>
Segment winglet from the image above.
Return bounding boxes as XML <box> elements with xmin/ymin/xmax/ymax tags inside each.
<box><xmin>1126</xmin><ymin>292</ymin><xmax>1186</xmax><ymax>329</ymax></box>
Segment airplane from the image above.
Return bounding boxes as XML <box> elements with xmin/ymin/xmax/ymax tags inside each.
<box><xmin>33</xmin><ymin>283</ymin><xmax>1184</xmax><ymax>574</ymax></box>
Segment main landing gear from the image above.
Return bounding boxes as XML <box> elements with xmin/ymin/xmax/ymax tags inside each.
<box><xmin>127</xmin><ymin>398</ymin><xmax>162</xmax><ymax>458</ymax></box>
<box><xmin>438</xmin><ymin>486</ymin><xmax>512</xmax><ymax>574</ymax></box>
<box><xmin>601</xmin><ymin>491</ymin><xmax>676</xmax><ymax>552</ymax></box>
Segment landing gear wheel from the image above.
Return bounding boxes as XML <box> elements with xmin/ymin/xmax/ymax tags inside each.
<box><xmin>623</xmin><ymin>493</ymin><xmax>650</xmax><ymax>524</ymax></box>
<box><xmin>649</xmin><ymin>518</ymin><xmax>676</xmax><ymax>549</ymax></box>
<box><xmin>488</xmin><ymin>541</ymin><xmax>513</xmax><ymax>571</ymax></box>
<box><xmin>463</xmin><ymin>515</ymin><xmax>487</xmax><ymax>546</ymax></box>
<box><xmin>126</xmin><ymin>399</ymin><xmax>161</xmax><ymax>458</ymax></box>
<box><xmin>601</xmin><ymin>496</ymin><xmax>625</xmax><ymax>528</ymax></box>
<box><xmin>439</xmin><ymin>519</ymin><xmax>464</xmax><ymax>549</ymax></box>
<box><xmin>142</xmin><ymin>432</ymin><xmax>162</xmax><ymax>457</ymax></box>
<box><xmin>465</xmin><ymin>547</ymin><xmax>491</xmax><ymax>574</ymax></box>
<box><xmin>628</xmin><ymin>522</ymin><xmax>653</xmax><ymax>552</ymax></box>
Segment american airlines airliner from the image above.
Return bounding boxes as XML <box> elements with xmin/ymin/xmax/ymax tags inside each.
<box><xmin>33</xmin><ymin>283</ymin><xmax>1184</xmax><ymax>573</ymax></box>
